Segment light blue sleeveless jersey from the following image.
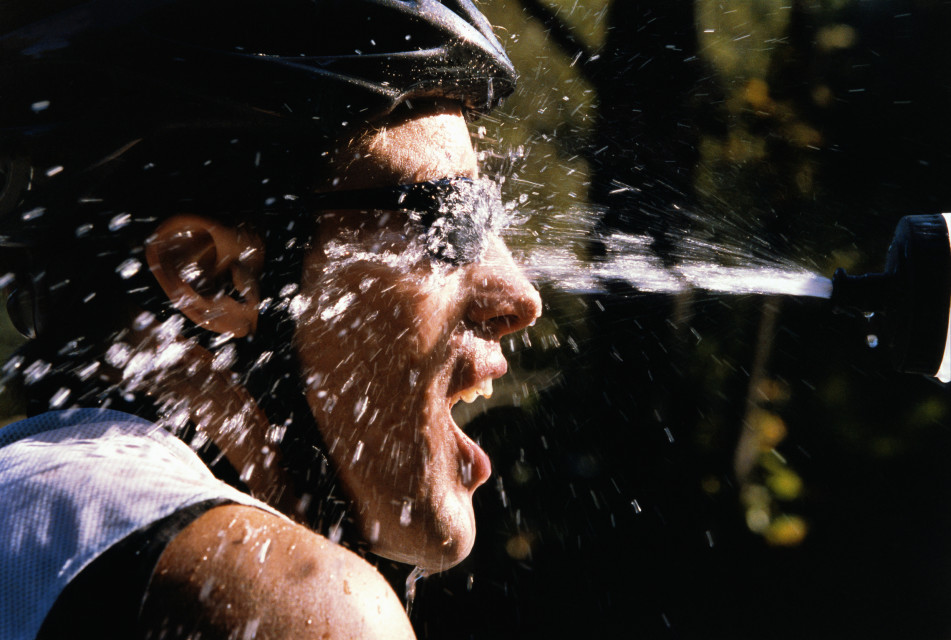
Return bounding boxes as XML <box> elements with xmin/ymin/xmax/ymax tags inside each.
<box><xmin>0</xmin><ymin>409</ymin><xmax>283</xmax><ymax>640</ymax></box>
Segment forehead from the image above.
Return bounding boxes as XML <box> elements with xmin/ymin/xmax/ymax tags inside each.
<box><xmin>335</xmin><ymin>102</ymin><xmax>478</xmax><ymax>190</ymax></box>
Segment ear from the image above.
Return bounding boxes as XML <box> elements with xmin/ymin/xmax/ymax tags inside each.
<box><xmin>145</xmin><ymin>215</ymin><xmax>264</xmax><ymax>338</ymax></box>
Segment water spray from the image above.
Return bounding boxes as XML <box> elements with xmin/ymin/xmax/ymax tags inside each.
<box><xmin>521</xmin><ymin>209</ymin><xmax>951</xmax><ymax>383</ymax></box>
<box><xmin>831</xmin><ymin>214</ymin><xmax>951</xmax><ymax>382</ymax></box>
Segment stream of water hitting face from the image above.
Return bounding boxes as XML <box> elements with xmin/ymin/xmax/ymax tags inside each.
<box><xmin>502</xmin><ymin>209</ymin><xmax>833</xmax><ymax>299</ymax></box>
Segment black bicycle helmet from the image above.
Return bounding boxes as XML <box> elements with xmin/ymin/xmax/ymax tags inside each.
<box><xmin>0</xmin><ymin>0</ymin><xmax>516</xmax><ymax>241</ymax></box>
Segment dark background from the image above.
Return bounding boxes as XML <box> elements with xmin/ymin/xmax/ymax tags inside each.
<box><xmin>410</xmin><ymin>1</ymin><xmax>951</xmax><ymax>638</ymax></box>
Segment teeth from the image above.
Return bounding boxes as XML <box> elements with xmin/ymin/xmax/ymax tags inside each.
<box><xmin>456</xmin><ymin>379</ymin><xmax>494</xmax><ymax>404</ymax></box>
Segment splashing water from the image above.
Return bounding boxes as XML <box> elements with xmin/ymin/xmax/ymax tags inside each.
<box><xmin>508</xmin><ymin>224</ymin><xmax>833</xmax><ymax>299</ymax></box>
<box><xmin>405</xmin><ymin>566</ymin><xmax>430</xmax><ymax>616</ymax></box>
<box><xmin>678</xmin><ymin>262</ymin><xmax>832</xmax><ymax>298</ymax></box>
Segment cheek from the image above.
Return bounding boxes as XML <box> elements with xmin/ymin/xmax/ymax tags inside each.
<box><xmin>293</xmin><ymin>259</ymin><xmax>462</xmax><ymax>390</ymax></box>
<box><xmin>297</xmin><ymin>268</ymin><xmax>407</xmax><ymax>372</ymax></box>
<box><xmin>400</xmin><ymin>272</ymin><xmax>468</xmax><ymax>356</ymax></box>
<box><xmin>293</xmin><ymin>270</ymin><xmax>411</xmax><ymax>451</ymax></box>
<box><xmin>313</xmin><ymin>259</ymin><xmax>462</xmax><ymax>337</ymax></box>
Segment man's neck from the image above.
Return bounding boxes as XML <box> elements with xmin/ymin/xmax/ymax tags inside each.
<box><xmin>120</xmin><ymin>323</ymin><xmax>298</xmax><ymax>515</ymax></box>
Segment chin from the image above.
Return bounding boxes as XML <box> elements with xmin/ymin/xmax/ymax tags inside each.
<box><xmin>373</xmin><ymin>537</ymin><xmax>473</xmax><ymax>573</ymax></box>
<box><xmin>365</xmin><ymin>489</ymin><xmax>478</xmax><ymax>572</ymax></box>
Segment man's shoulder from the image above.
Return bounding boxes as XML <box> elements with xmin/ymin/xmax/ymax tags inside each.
<box><xmin>142</xmin><ymin>504</ymin><xmax>417</xmax><ymax>640</ymax></box>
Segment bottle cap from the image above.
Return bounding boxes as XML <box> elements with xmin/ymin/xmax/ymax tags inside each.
<box><xmin>883</xmin><ymin>214</ymin><xmax>951</xmax><ymax>375</ymax></box>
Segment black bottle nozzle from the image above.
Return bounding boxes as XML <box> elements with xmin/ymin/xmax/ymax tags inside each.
<box><xmin>831</xmin><ymin>268</ymin><xmax>894</xmax><ymax>313</ymax></box>
<box><xmin>831</xmin><ymin>214</ymin><xmax>951</xmax><ymax>378</ymax></box>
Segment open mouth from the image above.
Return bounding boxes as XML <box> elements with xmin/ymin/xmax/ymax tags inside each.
<box><xmin>446</xmin><ymin>372</ymin><xmax>499</xmax><ymax>490</ymax></box>
<box><xmin>450</xmin><ymin>377</ymin><xmax>494</xmax><ymax>405</ymax></box>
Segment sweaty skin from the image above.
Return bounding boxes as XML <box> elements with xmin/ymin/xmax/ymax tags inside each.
<box><xmin>138</xmin><ymin>103</ymin><xmax>541</xmax><ymax>638</ymax></box>
<box><xmin>141</xmin><ymin>505</ymin><xmax>415</xmax><ymax>640</ymax></box>
<box><xmin>298</xmin><ymin>103</ymin><xmax>541</xmax><ymax>570</ymax></box>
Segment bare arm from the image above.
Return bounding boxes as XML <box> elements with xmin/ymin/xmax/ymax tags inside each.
<box><xmin>140</xmin><ymin>504</ymin><xmax>416</xmax><ymax>640</ymax></box>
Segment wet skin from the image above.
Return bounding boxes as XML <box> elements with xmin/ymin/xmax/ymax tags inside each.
<box><xmin>296</xmin><ymin>104</ymin><xmax>542</xmax><ymax>570</ymax></box>
<box><xmin>132</xmin><ymin>102</ymin><xmax>540</xmax><ymax>638</ymax></box>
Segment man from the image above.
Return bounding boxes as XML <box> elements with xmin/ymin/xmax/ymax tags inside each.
<box><xmin>0</xmin><ymin>1</ymin><xmax>541</xmax><ymax>638</ymax></box>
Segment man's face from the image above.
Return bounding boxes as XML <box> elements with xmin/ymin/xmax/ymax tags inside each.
<box><xmin>293</xmin><ymin>104</ymin><xmax>542</xmax><ymax>570</ymax></box>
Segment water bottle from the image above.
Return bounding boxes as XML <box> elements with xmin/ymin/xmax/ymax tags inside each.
<box><xmin>832</xmin><ymin>214</ymin><xmax>951</xmax><ymax>381</ymax></box>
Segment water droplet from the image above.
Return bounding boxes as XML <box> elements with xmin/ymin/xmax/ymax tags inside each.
<box><xmin>179</xmin><ymin>262</ymin><xmax>201</xmax><ymax>283</ymax></box>
<box><xmin>320</xmin><ymin>292</ymin><xmax>356</xmax><ymax>321</ymax></box>
<box><xmin>108</xmin><ymin>212</ymin><xmax>132</xmax><ymax>232</ymax></box>
<box><xmin>866</xmin><ymin>334</ymin><xmax>879</xmax><ymax>348</ymax></box>
<box><xmin>369</xmin><ymin>519</ymin><xmax>380</xmax><ymax>543</ymax></box>
<box><xmin>210</xmin><ymin>332</ymin><xmax>235</xmax><ymax>348</ymax></box>
<box><xmin>75</xmin><ymin>361</ymin><xmax>100</xmax><ymax>381</ymax></box>
<box><xmin>133</xmin><ymin>312</ymin><xmax>156</xmax><ymax>331</ymax></box>
<box><xmin>23</xmin><ymin>359</ymin><xmax>51</xmax><ymax>384</ymax></box>
<box><xmin>399</xmin><ymin>500</ymin><xmax>412</xmax><ymax>527</ymax></box>
<box><xmin>254</xmin><ymin>351</ymin><xmax>274</xmax><ymax>368</ymax></box>
<box><xmin>257</xmin><ymin>538</ymin><xmax>271</xmax><ymax>564</ymax></box>
<box><xmin>288</xmin><ymin>294</ymin><xmax>311</xmax><ymax>319</ymax></box>
<box><xmin>31</xmin><ymin>100</ymin><xmax>50</xmax><ymax>112</ymax></box>
<box><xmin>404</xmin><ymin>566</ymin><xmax>429</xmax><ymax>615</ymax></box>
<box><xmin>105</xmin><ymin>343</ymin><xmax>132</xmax><ymax>367</ymax></box>
<box><xmin>49</xmin><ymin>387</ymin><xmax>71</xmax><ymax>408</ymax></box>
<box><xmin>116</xmin><ymin>258</ymin><xmax>142</xmax><ymax>279</ymax></box>
<box><xmin>199</xmin><ymin>577</ymin><xmax>215</xmax><ymax>601</ymax></box>
<box><xmin>242</xmin><ymin>618</ymin><xmax>260</xmax><ymax>640</ymax></box>
<box><xmin>328</xmin><ymin>520</ymin><xmax>343</xmax><ymax>544</ymax></box>
<box><xmin>212</xmin><ymin>344</ymin><xmax>237</xmax><ymax>371</ymax></box>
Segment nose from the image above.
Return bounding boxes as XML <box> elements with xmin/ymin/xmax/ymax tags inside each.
<box><xmin>465</xmin><ymin>237</ymin><xmax>542</xmax><ymax>339</ymax></box>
